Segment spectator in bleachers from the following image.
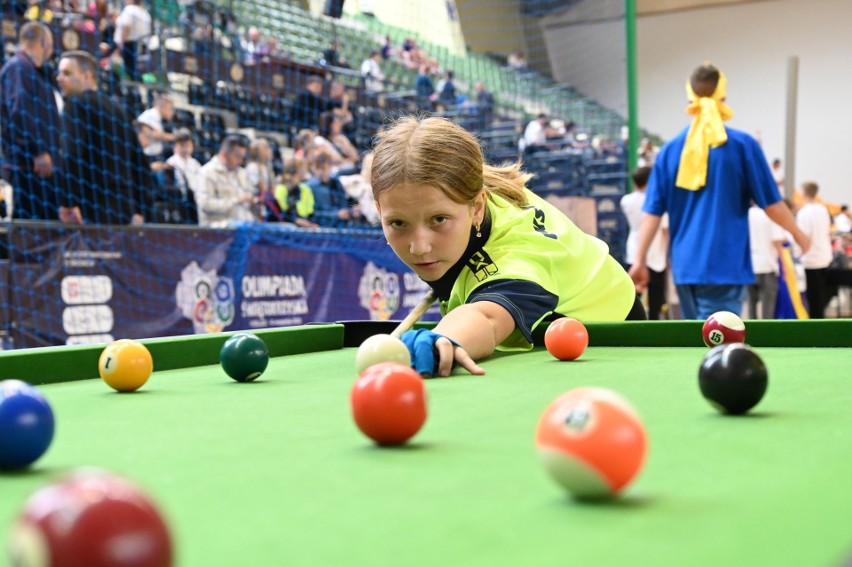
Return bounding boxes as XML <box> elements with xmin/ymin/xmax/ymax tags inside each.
<box><xmin>293</xmin><ymin>129</ymin><xmax>315</xmax><ymax>162</ymax></box>
<box><xmin>796</xmin><ymin>181</ymin><xmax>834</xmax><ymax>319</ymax></box>
<box><xmin>552</xmin><ymin>119</ymin><xmax>577</xmax><ymax>148</ymax></box>
<box><xmin>360</xmin><ymin>51</ymin><xmax>385</xmax><ymax>92</ymax></box>
<box><xmin>292</xmin><ymin>75</ymin><xmax>331</xmax><ymax>130</ymax></box>
<box><xmin>263</xmin><ymin>36</ymin><xmax>287</xmax><ymax>61</ymax></box>
<box><xmin>188</xmin><ymin>23</ymin><xmax>215</xmax><ymax>57</ymax></box>
<box><xmin>319</xmin><ymin>112</ymin><xmax>359</xmax><ymax>173</ymax></box>
<box><xmin>328</xmin><ymin>81</ymin><xmax>355</xmax><ymax>135</ymax></box>
<box><xmin>521</xmin><ymin>113</ymin><xmax>554</xmax><ymax>156</ymax></box>
<box><xmin>0</xmin><ymin>21</ymin><xmax>62</xmax><ymax>221</ymax></box>
<box><xmin>296</xmin><ymin>128</ymin><xmax>354</xmax><ymax>176</ymax></box>
<box><xmin>56</xmin><ymin>50</ymin><xmax>150</xmax><ymax>225</ymax></box>
<box><xmin>196</xmin><ymin>135</ymin><xmax>255</xmax><ymax>228</ymax></box>
<box><xmin>306</xmin><ymin>153</ymin><xmax>361</xmax><ymax>227</ymax></box>
<box><xmin>399</xmin><ymin>38</ymin><xmax>417</xmax><ymax>68</ymax></box>
<box><xmin>137</xmin><ymin>92</ymin><xmax>176</xmax><ymax>160</ymax></box>
<box><xmin>114</xmin><ymin>0</ymin><xmax>151</xmax><ymax>82</ymax></box>
<box><xmin>294</xmin><ymin>129</ymin><xmax>326</xmax><ymax>163</ymax></box>
<box><xmin>241</xmin><ymin>26</ymin><xmax>265</xmax><ymax>65</ymax></box>
<box><xmin>134</xmin><ymin>122</ymin><xmax>168</xmax><ymax>173</ymax></box>
<box><xmin>398</xmin><ymin>38</ymin><xmax>435</xmax><ymax>71</ymax></box>
<box><xmin>475</xmin><ymin>82</ymin><xmax>495</xmax><ymax>129</ymax></box>
<box><xmin>166</xmin><ymin>128</ymin><xmax>202</xmax><ymax>201</ymax></box>
<box><xmin>322</xmin><ymin>40</ymin><xmax>348</xmax><ymax>68</ymax></box>
<box><xmin>89</xmin><ymin>0</ymin><xmax>118</xmax><ymax>63</ymax></box>
<box><xmin>339</xmin><ymin>152</ymin><xmax>379</xmax><ymax>226</ymax></box>
<box><xmin>414</xmin><ymin>64</ymin><xmax>435</xmax><ymax>108</ymax></box>
<box><xmin>435</xmin><ymin>70</ymin><xmax>457</xmax><ymax>109</ymax></box>
<box><xmin>507</xmin><ymin>50</ymin><xmax>528</xmax><ymax>71</ymax></box>
<box><xmin>380</xmin><ymin>35</ymin><xmax>393</xmax><ymax>60</ymax></box>
<box><xmin>245</xmin><ymin>138</ymin><xmax>275</xmax><ymax>220</ymax></box>
<box><xmin>272</xmin><ymin>159</ymin><xmax>318</xmax><ymax>228</ymax></box>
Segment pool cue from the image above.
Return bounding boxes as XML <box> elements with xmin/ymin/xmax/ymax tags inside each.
<box><xmin>390</xmin><ymin>290</ymin><xmax>437</xmax><ymax>338</ymax></box>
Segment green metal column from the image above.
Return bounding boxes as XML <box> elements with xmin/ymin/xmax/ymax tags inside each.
<box><xmin>625</xmin><ymin>0</ymin><xmax>639</xmax><ymax>176</ymax></box>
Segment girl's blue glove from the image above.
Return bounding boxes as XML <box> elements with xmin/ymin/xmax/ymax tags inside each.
<box><xmin>400</xmin><ymin>329</ymin><xmax>459</xmax><ymax>377</ymax></box>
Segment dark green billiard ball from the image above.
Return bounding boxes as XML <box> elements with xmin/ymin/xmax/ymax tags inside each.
<box><xmin>220</xmin><ymin>333</ymin><xmax>269</xmax><ymax>382</ymax></box>
<box><xmin>698</xmin><ymin>343</ymin><xmax>768</xmax><ymax>414</ymax></box>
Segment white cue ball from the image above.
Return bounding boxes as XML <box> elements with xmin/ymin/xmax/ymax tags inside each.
<box><xmin>355</xmin><ymin>334</ymin><xmax>412</xmax><ymax>374</ymax></box>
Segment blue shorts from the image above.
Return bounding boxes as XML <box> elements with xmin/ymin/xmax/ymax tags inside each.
<box><xmin>676</xmin><ymin>284</ymin><xmax>746</xmax><ymax>320</ymax></box>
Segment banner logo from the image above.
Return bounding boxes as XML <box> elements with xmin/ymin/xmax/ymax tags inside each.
<box><xmin>358</xmin><ymin>263</ymin><xmax>400</xmax><ymax>321</ymax></box>
<box><xmin>176</xmin><ymin>262</ymin><xmax>235</xmax><ymax>333</ymax></box>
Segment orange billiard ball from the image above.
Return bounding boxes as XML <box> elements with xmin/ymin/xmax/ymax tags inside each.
<box><xmin>535</xmin><ymin>387</ymin><xmax>647</xmax><ymax>499</ymax></box>
<box><xmin>98</xmin><ymin>339</ymin><xmax>154</xmax><ymax>392</ymax></box>
<box><xmin>544</xmin><ymin>318</ymin><xmax>589</xmax><ymax>361</ymax></box>
<box><xmin>350</xmin><ymin>362</ymin><xmax>427</xmax><ymax>446</ymax></box>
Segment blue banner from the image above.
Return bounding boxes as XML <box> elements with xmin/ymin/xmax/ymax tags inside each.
<box><xmin>4</xmin><ymin>223</ymin><xmax>439</xmax><ymax>349</ymax></box>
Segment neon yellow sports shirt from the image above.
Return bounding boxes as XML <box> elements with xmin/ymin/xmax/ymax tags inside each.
<box><xmin>439</xmin><ymin>189</ymin><xmax>636</xmax><ymax>351</ymax></box>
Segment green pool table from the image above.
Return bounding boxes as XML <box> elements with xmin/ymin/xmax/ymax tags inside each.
<box><xmin>1</xmin><ymin>320</ymin><xmax>851</xmax><ymax>567</ymax></box>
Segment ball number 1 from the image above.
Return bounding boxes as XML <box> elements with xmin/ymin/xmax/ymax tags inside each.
<box><xmin>100</xmin><ymin>355</ymin><xmax>115</xmax><ymax>376</ymax></box>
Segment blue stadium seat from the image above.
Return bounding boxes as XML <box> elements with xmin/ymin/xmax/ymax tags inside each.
<box><xmin>118</xmin><ymin>83</ymin><xmax>144</xmax><ymax>116</ymax></box>
<box><xmin>188</xmin><ymin>82</ymin><xmax>211</xmax><ymax>106</ymax></box>
<box><xmin>173</xmin><ymin>108</ymin><xmax>197</xmax><ymax>131</ymax></box>
<box><xmin>200</xmin><ymin>111</ymin><xmax>226</xmax><ymax>134</ymax></box>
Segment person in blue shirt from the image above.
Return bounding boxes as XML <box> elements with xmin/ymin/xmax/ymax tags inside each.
<box><xmin>628</xmin><ymin>63</ymin><xmax>810</xmax><ymax>319</ymax></box>
<box><xmin>437</xmin><ymin>70</ymin><xmax>457</xmax><ymax>109</ymax></box>
<box><xmin>305</xmin><ymin>152</ymin><xmax>361</xmax><ymax>227</ymax></box>
<box><xmin>414</xmin><ymin>64</ymin><xmax>435</xmax><ymax>110</ymax></box>
<box><xmin>0</xmin><ymin>21</ymin><xmax>62</xmax><ymax>220</ymax></box>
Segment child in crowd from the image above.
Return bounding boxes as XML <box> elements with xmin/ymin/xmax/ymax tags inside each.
<box><xmin>272</xmin><ymin>158</ymin><xmax>318</xmax><ymax>228</ymax></box>
<box><xmin>371</xmin><ymin>117</ymin><xmax>644</xmax><ymax>377</ymax></box>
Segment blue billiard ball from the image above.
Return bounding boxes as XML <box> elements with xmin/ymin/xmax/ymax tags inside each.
<box><xmin>0</xmin><ymin>380</ymin><xmax>55</xmax><ymax>470</ymax></box>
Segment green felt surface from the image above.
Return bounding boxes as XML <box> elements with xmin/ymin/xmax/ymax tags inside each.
<box><xmin>2</xmin><ymin>344</ymin><xmax>852</xmax><ymax>567</ymax></box>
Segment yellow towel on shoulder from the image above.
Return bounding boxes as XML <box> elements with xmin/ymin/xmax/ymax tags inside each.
<box><xmin>676</xmin><ymin>72</ymin><xmax>734</xmax><ymax>191</ymax></box>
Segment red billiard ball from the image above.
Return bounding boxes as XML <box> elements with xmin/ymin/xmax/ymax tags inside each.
<box><xmin>544</xmin><ymin>318</ymin><xmax>589</xmax><ymax>361</ymax></box>
<box><xmin>699</xmin><ymin>343</ymin><xmax>768</xmax><ymax>414</ymax></box>
<box><xmin>535</xmin><ymin>387</ymin><xmax>647</xmax><ymax>499</ymax></box>
<box><xmin>350</xmin><ymin>362</ymin><xmax>427</xmax><ymax>446</ymax></box>
<box><xmin>702</xmin><ymin>311</ymin><xmax>746</xmax><ymax>347</ymax></box>
<box><xmin>8</xmin><ymin>469</ymin><xmax>173</xmax><ymax>567</ymax></box>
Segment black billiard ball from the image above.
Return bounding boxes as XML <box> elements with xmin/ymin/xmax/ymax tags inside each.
<box><xmin>698</xmin><ymin>343</ymin><xmax>768</xmax><ymax>414</ymax></box>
